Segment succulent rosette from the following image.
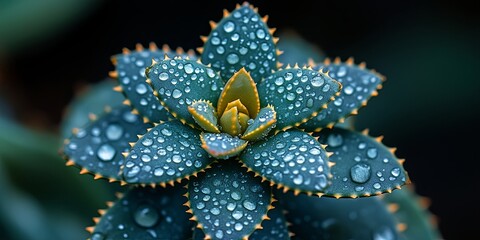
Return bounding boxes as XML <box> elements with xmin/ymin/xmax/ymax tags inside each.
<box><xmin>60</xmin><ymin>3</ymin><xmax>421</xmax><ymax>240</ymax></box>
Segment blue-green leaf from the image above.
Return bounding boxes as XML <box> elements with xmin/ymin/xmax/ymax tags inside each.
<box><xmin>61</xmin><ymin>79</ymin><xmax>124</xmax><ymax>139</ymax></box>
<box><xmin>146</xmin><ymin>58</ymin><xmax>224</xmax><ymax>126</ymax></box>
<box><xmin>278</xmin><ymin>191</ymin><xmax>402</xmax><ymax>240</ymax></box>
<box><xmin>201</xmin><ymin>3</ymin><xmax>278</xmax><ymax>82</ymax></box>
<box><xmin>241</xmin><ymin>130</ymin><xmax>332</xmax><ymax>195</ymax></box>
<box><xmin>62</xmin><ymin>106</ymin><xmax>152</xmax><ymax>182</ymax></box>
<box><xmin>382</xmin><ymin>188</ymin><xmax>442</xmax><ymax>240</ymax></box>
<box><xmin>200</xmin><ymin>133</ymin><xmax>248</xmax><ymax>160</ymax></box>
<box><xmin>90</xmin><ymin>186</ymin><xmax>193</xmax><ymax>240</ymax></box>
<box><xmin>187</xmin><ymin>161</ymin><xmax>273</xmax><ymax>240</ymax></box>
<box><xmin>241</xmin><ymin>105</ymin><xmax>277</xmax><ymax>141</ymax></box>
<box><xmin>112</xmin><ymin>45</ymin><xmax>195</xmax><ymax>123</ymax></box>
<box><xmin>193</xmin><ymin>201</ymin><xmax>291</xmax><ymax>240</ymax></box>
<box><xmin>257</xmin><ymin>68</ymin><xmax>341</xmax><ymax>132</ymax></box>
<box><xmin>123</xmin><ymin>120</ymin><xmax>213</xmax><ymax>186</ymax></box>
<box><xmin>314</xmin><ymin>128</ymin><xmax>409</xmax><ymax>198</ymax></box>
<box><xmin>301</xmin><ymin>59</ymin><xmax>384</xmax><ymax>130</ymax></box>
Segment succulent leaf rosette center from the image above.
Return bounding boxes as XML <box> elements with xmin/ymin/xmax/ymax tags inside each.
<box><xmin>188</xmin><ymin>68</ymin><xmax>276</xmax><ymax>159</ymax></box>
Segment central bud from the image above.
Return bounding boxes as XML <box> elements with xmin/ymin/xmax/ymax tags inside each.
<box><xmin>188</xmin><ymin>68</ymin><xmax>276</xmax><ymax>159</ymax></box>
<box><xmin>216</xmin><ymin>68</ymin><xmax>260</xmax><ymax>136</ymax></box>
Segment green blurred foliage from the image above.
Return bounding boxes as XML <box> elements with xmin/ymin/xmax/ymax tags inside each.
<box><xmin>0</xmin><ymin>0</ymin><xmax>100</xmax><ymax>54</ymax></box>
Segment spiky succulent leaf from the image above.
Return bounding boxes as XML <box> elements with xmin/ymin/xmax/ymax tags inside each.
<box><xmin>277</xmin><ymin>32</ymin><xmax>324</xmax><ymax>66</ymax></box>
<box><xmin>61</xmin><ymin>79</ymin><xmax>124</xmax><ymax>139</ymax></box>
<box><xmin>301</xmin><ymin>60</ymin><xmax>383</xmax><ymax>130</ymax></box>
<box><xmin>112</xmin><ymin>45</ymin><xmax>195</xmax><ymax>122</ymax></box>
<box><xmin>146</xmin><ymin>58</ymin><xmax>224</xmax><ymax>126</ymax></box>
<box><xmin>200</xmin><ymin>133</ymin><xmax>248</xmax><ymax>159</ymax></box>
<box><xmin>315</xmin><ymin>128</ymin><xmax>409</xmax><ymax>198</ymax></box>
<box><xmin>187</xmin><ymin>161</ymin><xmax>273</xmax><ymax>240</ymax></box>
<box><xmin>90</xmin><ymin>186</ymin><xmax>192</xmax><ymax>240</ymax></box>
<box><xmin>188</xmin><ymin>100</ymin><xmax>220</xmax><ymax>133</ymax></box>
<box><xmin>123</xmin><ymin>121</ymin><xmax>212</xmax><ymax>185</ymax></box>
<box><xmin>241</xmin><ymin>130</ymin><xmax>331</xmax><ymax>195</ymax></box>
<box><xmin>192</xmin><ymin>201</ymin><xmax>290</xmax><ymax>240</ymax></box>
<box><xmin>217</xmin><ymin>68</ymin><xmax>260</xmax><ymax>118</ymax></box>
<box><xmin>242</xmin><ymin>106</ymin><xmax>276</xmax><ymax>141</ymax></box>
<box><xmin>62</xmin><ymin>106</ymin><xmax>151</xmax><ymax>182</ymax></box>
<box><xmin>383</xmin><ymin>188</ymin><xmax>441</xmax><ymax>240</ymax></box>
<box><xmin>257</xmin><ymin>68</ymin><xmax>341</xmax><ymax>131</ymax></box>
<box><xmin>201</xmin><ymin>3</ymin><xmax>277</xmax><ymax>82</ymax></box>
<box><xmin>279</xmin><ymin>191</ymin><xmax>402</xmax><ymax>240</ymax></box>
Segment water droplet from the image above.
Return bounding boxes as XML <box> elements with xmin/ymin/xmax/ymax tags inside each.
<box><xmin>211</xmin><ymin>37</ymin><xmax>220</xmax><ymax>45</ymax></box>
<box><xmin>223</xmin><ymin>21</ymin><xmax>235</xmax><ymax>33</ymax></box>
<box><xmin>286</xmin><ymin>93</ymin><xmax>296</xmax><ymax>101</ymax></box>
<box><xmin>106</xmin><ymin>124</ymin><xmax>123</xmax><ymax>141</ymax></box>
<box><xmin>161</xmin><ymin>128</ymin><xmax>172</xmax><ymax>136</ymax></box>
<box><xmin>172</xmin><ymin>155</ymin><xmax>182</xmax><ymax>163</ymax></box>
<box><xmin>210</xmin><ymin>207</ymin><xmax>220</xmax><ymax>215</ymax></box>
<box><xmin>215</xmin><ymin>230</ymin><xmax>224</xmax><ymax>239</ymax></box>
<box><xmin>367</xmin><ymin>148</ymin><xmax>378</xmax><ymax>159</ymax></box>
<box><xmin>226</xmin><ymin>53</ymin><xmax>239</xmax><ymax>64</ymax></box>
<box><xmin>373</xmin><ymin>182</ymin><xmax>381</xmax><ymax>189</ymax></box>
<box><xmin>142</xmin><ymin>138</ymin><xmax>153</xmax><ymax>146</ymax></box>
<box><xmin>134</xmin><ymin>204</ymin><xmax>159</xmax><ymax>228</ymax></box>
<box><xmin>293</xmin><ymin>175</ymin><xmax>303</xmax><ymax>185</ymax></box>
<box><xmin>231</xmin><ymin>33</ymin><xmax>240</xmax><ymax>41</ymax></box>
<box><xmin>231</xmin><ymin>191</ymin><xmax>241</xmax><ymax>200</ymax></box>
<box><xmin>242</xmin><ymin>200</ymin><xmax>256</xmax><ymax>211</ymax></box>
<box><xmin>256</xmin><ymin>29</ymin><xmax>265</xmax><ymax>39</ymax></box>
<box><xmin>311</xmin><ymin>76</ymin><xmax>325</xmax><ymax>87</ymax></box>
<box><xmin>327</xmin><ymin>134</ymin><xmax>343</xmax><ymax>147</ymax></box>
<box><xmin>202</xmin><ymin>187</ymin><xmax>211</xmax><ymax>194</ymax></box>
<box><xmin>184</xmin><ymin>64</ymin><xmax>194</xmax><ymax>74</ymax></box>
<box><xmin>91</xmin><ymin>233</ymin><xmax>105</xmax><ymax>240</ymax></box>
<box><xmin>172</xmin><ymin>89</ymin><xmax>182</xmax><ymax>99</ymax></box>
<box><xmin>234</xmin><ymin>223</ymin><xmax>244</xmax><ymax>231</ymax></box>
<box><xmin>350</xmin><ymin>163</ymin><xmax>371</xmax><ymax>183</ymax></box>
<box><xmin>373</xmin><ymin>227</ymin><xmax>395</xmax><ymax>240</ymax></box>
<box><xmin>344</xmin><ymin>86</ymin><xmax>354</xmax><ymax>95</ymax></box>
<box><xmin>141</xmin><ymin>155</ymin><xmax>151</xmax><ymax>162</ymax></box>
<box><xmin>136</xmin><ymin>83</ymin><xmax>148</xmax><ymax>95</ymax></box>
<box><xmin>232</xmin><ymin>210</ymin><xmax>243</xmax><ymax>220</ymax></box>
<box><xmin>227</xmin><ymin>203</ymin><xmax>236</xmax><ymax>211</ymax></box>
<box><xmin>309</xmin><ymin>148</ymin><xmax>321</xmax><ymax>155</ymax></box>
<box><xmin>390</xmin><ymin>168</ymin><xmax>400</xmax><ymax>177</ymax></box>
<box><xmin>97</xmin><ymin>144</ymin><xmax>116</xmax><ymax>161</ymax></box>
<box><xmin>275</xmin><ymin>77</ymin><xmax>284</xmax><ymax>86</ymax></box>
<box><xmin>159</xmin><ymin>72</ymin><xmax>168</xmax><ymax>81</ymax></box>
<box><xmin>154</xmin><ymin>168</ymin><xmax>164</xmax><ymax>176</ymax></box>
<box><xmin>196</xmin><ymin>202</ymin><xmax>205</xmax><ymax>210</ymax></box>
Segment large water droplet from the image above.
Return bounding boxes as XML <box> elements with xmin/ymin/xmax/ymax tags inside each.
<box><xmin>293</xmin><ymin>174</ymin><xmax>304</xmax><ymax>185</ymax></box>
<box><xmin>344</xmin><ymin>86</ymin><xmax>354</xmax><ymax>95</ymax></box>
<box><xmin>161</xmin><ymin>128</ymin><xmax>172</xmax><ymax>136</ymax></box>
<box><xmin>256</xmin><ymin>29</ymin><xmax>266</xmax><ymax>39</ymax></box>
<box><xmin>231</xmin><ymin>191</ymin><xmax>241</xmax><ymax>200</ymax></box>
<box><xmin>210</xmin><ymin>207</ymin><xmax>220</xmax><ymax>215</ymax></box>
<box><xmin>242</xmin><ymin>200</ymin><xmax>256</xmax><ymax>211</ymax></box>
<box><xmin>234</xmin><ymin>223</ymin><xmax>244</xmax><ymax>231</ymax></box>
<box><xmin>97</xmin><ymin>144</ymin><xmax>116</xmax><ymax>161</ymax></box>
<box><xmin>367</xmin><ymin>148</ymin><xmax>378</xmax><ymax>159</ymax></box>
<box><xmin>223</xmin><ymin>21</ymin><xmax>235</xmax><ymax>33</ymax></box>
<box><xmin>159</xmin><ymin>72</ymin><xmax>169</xmax><ymax>81</ymax></box>
<box><xmin>350</xmin><ymin>163</ymin><xmax>371</xmax><ymax>183</ymax></box>
<box><xmin>184</xmin><ymin>64</ymin><xmax>194</xmax><ymax>74</ymax></box>
<box><xmin>136</xmin><ymin>83</ymin><xmax>148</xmax><ymax>95</ymax></box>
<box><xmin>106</xmin><ymin>124</ymin><xmax>123</xmax><ymax>141</ymax></box>
<box><xmin>226</xmin><ymin>53</ymin><xmax>239</xmax><ymax>64</ymax></box>
<box><xmin>172</xmin><ymin>89</ymin><xmax>182</xmax><ymax>99</ymax></box>
<box><xmin>390</xmin><ymin>168</ymin><xmax>400</xmax><ymax>177</ymax></box>
<box><xmin>311</xmin><ymin>76</ymin><xmax>325</xmax><ymax>87</ymax></box>
<box><xmin>327</xmin><ymin>134</ymin><xmax>343</xmax><ymax>147</ymax></box>
<box><xmin>373</xmin><ymin>182</ymin><xmax>381</xmax><ymax>189</ymax></box>
<box><xmin>134</xmin><ymin>204</ymin><xmax>159</xmax><ymax>228</ymax></box>
<box><xmin>232</xmin><ymin>210</ymin><xmax>243</xmax><ymax>220</ymax></box>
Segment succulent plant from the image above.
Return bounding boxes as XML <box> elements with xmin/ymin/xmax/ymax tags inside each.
<box><xmin>61</xmin><ymin>2</ymin><xmax>440</xmax><ymax>239</ymax></box>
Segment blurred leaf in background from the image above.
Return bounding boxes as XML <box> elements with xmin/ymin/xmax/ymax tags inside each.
<box><xmin>0</xmin><ymin>0</ymin><xmax>100</xmax><ymax>54</ymax></box>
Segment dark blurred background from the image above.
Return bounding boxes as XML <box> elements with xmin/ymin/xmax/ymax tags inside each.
<box><xmin>0</xmin><ymin>0</ymin><xmax>478</xmax><ymax>239</ymax></box>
